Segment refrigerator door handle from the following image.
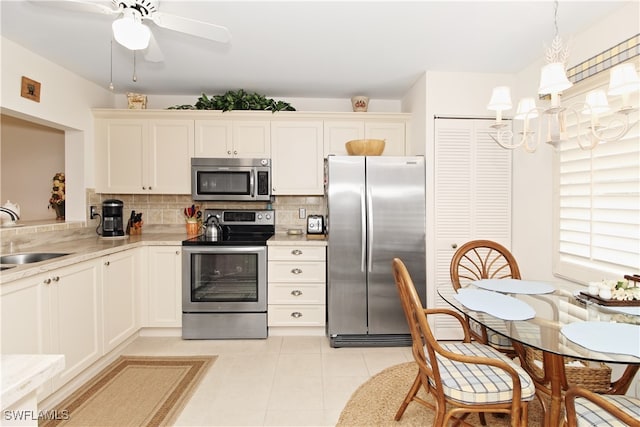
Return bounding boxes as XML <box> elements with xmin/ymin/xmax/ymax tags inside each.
<box><xmin>367</xmin><ymin>186</ymin><xmax>373</xmax><ymax>273</ymax></box>
<box><xmin>360</xmin><ymin>185</ymin><xmax>366</xmax><ymax>272</ymax></box>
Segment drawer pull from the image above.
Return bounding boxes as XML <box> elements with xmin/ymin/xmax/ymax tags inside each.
<box><xmin>291</xmin><ymin>249</ymin><xmax>303</xmax><ymax>255</ymax></box>
<box><xmin>43</xmin><ymin>278</ymin><xmax>52</xmax><ymax>285</ymax></box>
<box><xmin>291</xmin><ymin>290</ymin><xmax>303</xmax><ymax>296</ymax></box>
<box><xmin>291</xmin><ymin>268</ymin><xmax>303</xmax><ymax>275</ymax></box>
<box><xmin>291</xmin><ymin>312</ymin><xmax>303</xmax><ymax>318</ymax></box>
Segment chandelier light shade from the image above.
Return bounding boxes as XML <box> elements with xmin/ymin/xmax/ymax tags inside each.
<box><xmin>538</xmin><ymin>62</ymin><xmax>573</xmax><ymax>95</ymax></box>
<box><xmin>112</xmin><ymin>9</ymin><xmax>151</xmax><ymax>51</ymax></box>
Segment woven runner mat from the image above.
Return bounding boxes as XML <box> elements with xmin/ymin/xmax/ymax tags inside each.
<box><xmin>40</xmin><ymin>355</ymin><xmax>215</xmax><ymax>427</ymax></box>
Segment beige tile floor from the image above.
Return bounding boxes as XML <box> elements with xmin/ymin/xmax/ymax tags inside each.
<box><xmin>120</xmin><ymin>335</ymin><xmax>413</xmax><ymax>426</ymax></box>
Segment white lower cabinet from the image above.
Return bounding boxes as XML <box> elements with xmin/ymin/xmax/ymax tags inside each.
<box><xmin>145</xmin><ymin>246</ymin><xmax>182</xmax><ymax>327</ymax></box>
<box><xmin>1</xmin><ymin>273</ymin><xmax>49</xmax><ymax>354</ymax></box>
<box><xmin>43</xmin><ymin>259</ymin><xmax>102</xmax><ymax>390</ymax></box>
<box><xmin>102</xmin><ymin>249</ymin><xmax>139</xmax><ymax>352</ymax></box>
<box><xmin>267</xmin><ymin>245</ymin><xmax>326</xmax><ymax>332</ymax></box>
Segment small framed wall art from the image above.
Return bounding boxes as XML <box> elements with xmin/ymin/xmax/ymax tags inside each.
<box><xmin>21</xmin><ymin>76</ymin><xmax>41</xmax><ymax>102</ymax></box>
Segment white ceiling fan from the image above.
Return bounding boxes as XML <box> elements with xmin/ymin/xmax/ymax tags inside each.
<box><xmin>37</xmin><ymin>0</ymin><xmax>232</xmax><ymax>62</ymax></box>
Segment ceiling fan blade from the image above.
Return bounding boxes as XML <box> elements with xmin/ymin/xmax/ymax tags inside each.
<box><xmin>31</xmin><ymin>0</ymin><xmax>120</xmax><ymax>15</ymax></box>
<box><xmin>150</xmin><ymin>11</ymin><xmax>231</xmax><ymax>44</ymax></box>
<box><xmin>143</xmin><ymin>31</ymin><xmax>164</xmax><ymax>62</ymax></box>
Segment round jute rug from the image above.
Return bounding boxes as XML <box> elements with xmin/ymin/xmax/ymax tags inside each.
<box><xmin>337</xmin><ymin>362</ymin><xmax>544</xmax><ymax>426</ymax></box>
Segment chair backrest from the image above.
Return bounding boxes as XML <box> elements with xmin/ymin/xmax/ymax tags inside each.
<box><xmin>565</xmin><ymin>385</ymin><xmax>640</xmax><ymax>427</ymax></box>
<box><xmin>392</xmin><ymin>258</ymin><xmax>443</xmax><ymax>389</ymax></box>
<box><xmin>450</xmin><ymin>240</ymin><xmax>521</xmax><ymax>291</ymax></box>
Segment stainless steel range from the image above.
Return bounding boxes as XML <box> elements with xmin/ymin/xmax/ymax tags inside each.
<box><xmin>182</xmin><ymin>209</ymin><xmax>274</xmax><ymax>339</ymax></box>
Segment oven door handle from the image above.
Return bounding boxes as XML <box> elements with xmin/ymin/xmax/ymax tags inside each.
<box><xmin>250</xmin><ymin>169</ymin><xmax>255</xmax><ymax>198</ymax></box>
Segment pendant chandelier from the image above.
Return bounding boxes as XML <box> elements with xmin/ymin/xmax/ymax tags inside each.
<box><xmin>487</xmin><ymin>1</ymin><xmax>639</xmax><ymax>152</ymax></box>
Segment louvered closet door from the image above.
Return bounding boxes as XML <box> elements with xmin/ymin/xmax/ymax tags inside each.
<box><xmin>433</xmin><ymin>118</ymin><xmax>513</xmax><ymax>339</ymax></box>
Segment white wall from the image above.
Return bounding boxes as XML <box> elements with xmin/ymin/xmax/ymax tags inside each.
<box><xmin>0</xmin><ymin>37</ymin><xmax>115</xmax><ymax>221</ymax></box>
<box><xmin>1</xmin><ymin>116</ymin><xmax>65</xmax><ymax>220</ymax></box>
<box><xmin>114</xmin><ymin>93</ymin><xmax>402</xmax><ymax>112</ymax></box>
<box><xmin>511</xmin><ymin>1</ymin><xmax>640</xmax><ymax>283</ymax></box>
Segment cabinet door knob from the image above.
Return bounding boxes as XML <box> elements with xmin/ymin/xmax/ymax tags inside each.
<box><xmin>142</xmin><ymin>186</ymin><xmax>146</xmax><ymax>190</ymax></box>
<box><xmin>291</xmin><ymin>249</ymin><xmax>303</xmax><ymax>255</ymax></box>
<box><xmin>291</xmin><ymin>312</ymin><xmax>303</xmax><ymax>318</ymax></box>
<box><xmin>176</xmin><ymin>250</ymin><xmax>180</xmax><ymax>255</ymax></box>
<box><xmin>52</xmin><ymin>276</ymin><xmax>60</xmax><ymax>282</ymax></box>
<box><xmin>291</xmin><ymin>268</ymin><xmax>302</xmax><ymax>275</ymax></box>
<box><xmin>148</xmin><ymin>186</ymin><xmax>152</xmax><ymax>190</ymax></box>
<box><xmin>451</xmin><ymin>243</ymin><xmax>458</xmax><ymax>249</ymax></box>
<box><xmin>43</xmin><ymin>278</ymin><xmax>52</xmax><ymax>284</ymax></box>
<box><xmin>291</xmin><ymin>290</ymin><xmax>303</xmax><ymax>296</ymax></box>
<box><xmin>233</xmin><ymin>150</ymin><xmax>238</xmax><ymax>155</ymax></box>
<box><xmin>227</xmin><ymin>150</ymin><xmax>232</xmax><ymax>155</ymax></box>
<box><xmin>105</xmin><ymin>261</ymin><xmax>110</xmax><ymax>266</ymax></box>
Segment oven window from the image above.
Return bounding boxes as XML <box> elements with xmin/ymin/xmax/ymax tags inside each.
<box><xmin>197</xmin><ymin>171</ymin><xmax>250</xmax><ymax>195</ymax></box>
<box><xmin>190</xmin><ymin>253</ymin><xmax>258</xmax><ymax>302</ymax></box>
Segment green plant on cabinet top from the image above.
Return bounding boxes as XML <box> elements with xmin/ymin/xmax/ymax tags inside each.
<box><xmin>168</xmin><ymin>90</ymin><xmax>296</xmax><ymax>112</ymax></box>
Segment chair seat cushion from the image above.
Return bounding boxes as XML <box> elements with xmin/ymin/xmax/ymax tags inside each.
<box><xmin>430</xmin><ymin>342</ymin><xmax>536</xmax><ymax>405</ymax></box>
<box><xmin>575</xmin><ymin>394</ymin><xmax>640</xmax><ymax>427</ymax></box>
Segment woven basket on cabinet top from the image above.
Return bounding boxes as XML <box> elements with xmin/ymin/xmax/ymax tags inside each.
<box><xmin>345</xmin><ymin>139</ymin><xmax>385</xmax><ymax>156</ymax></box>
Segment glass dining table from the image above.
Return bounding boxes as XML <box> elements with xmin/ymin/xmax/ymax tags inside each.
<box><xmin>437</xmin><ymin>282</ymin><xmax>640</xmax><ymax>427</ymax></box>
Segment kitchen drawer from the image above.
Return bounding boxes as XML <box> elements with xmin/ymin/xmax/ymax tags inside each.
<box><xmin>268</xmin><ymin>261</ymin><xmax>326</xmax><ymax>282</ymax></box>
<box><xmin>268</xmin><ymin>282</ymin><xmax>325</xmax><ymax>304</ymax></box>
<box><xmin>268</xmin><ymin>246</ymin><xmax>326</xmax><ymax>261</ymax></box>
<box><xmin>268</xmin><ymin>305</ymin><xmax>325</xmax><ymax>326</ymax></box>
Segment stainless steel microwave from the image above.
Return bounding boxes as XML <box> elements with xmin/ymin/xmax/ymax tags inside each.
<box><xmin>191</xmin><ymin>158</ymin><xmax>271</xmax><ymax>201</ymax></box>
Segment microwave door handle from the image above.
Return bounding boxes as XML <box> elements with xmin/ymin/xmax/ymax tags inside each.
<box><xmin>250</xmin><ymin>169</ymin><xmax>255</xmax><ymax>197</ymax></box>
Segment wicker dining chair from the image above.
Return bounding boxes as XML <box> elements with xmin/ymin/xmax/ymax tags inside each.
<box><xmin>392</xmin><ymin>258</ymin><xmax>535</xmax><ymax>427</ymax></box>
<box><xmin>449</xmin><ymin>240</ymin><xmax>521</xmax><ymax>352</ymax></box>
<box><xmin>564</xmin><ymin>385</ymin><xmax>640</xmax><ymax>427</ymax></box>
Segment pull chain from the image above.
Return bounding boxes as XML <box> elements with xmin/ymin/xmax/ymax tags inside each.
<box><xmin>109</xmin><ymin>39</ymin><xmax>114</xmax><ymax>90</ymax></box>
<box><xmin>132</xmin><ymin>50</ymin><xmax>137</xmax><ymax>82</ymax></box>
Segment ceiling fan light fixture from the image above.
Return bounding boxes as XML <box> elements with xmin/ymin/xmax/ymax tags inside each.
<box><xmin>112</xmin><ymin>8</ymin><xmax>150</xmax><ymax>50</ymax></box>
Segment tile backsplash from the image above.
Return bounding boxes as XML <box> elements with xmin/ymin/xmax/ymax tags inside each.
<box><xmin>0</xmin><ymin>190</ymin><xmax>326</xmax><ymax>252</ymax></box>
<box><xmin>87</xmin><ymin>189</ymin><xmax>326</xmax><ymax>233</ymax></box>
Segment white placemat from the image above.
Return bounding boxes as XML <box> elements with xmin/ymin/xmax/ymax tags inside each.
<box><xmin>454</xmin><ymin>288</ymin><xmax>536</xmax><ymax>320</ymax></box>
<box><xmin>561</xmin><ymin>322</ymin><xmax>640</xmax><ymax>358</ymax></box>
<box><xmin>472</xmin><ymin>278</ymin><xmax>555</xmax><ymax>295</ymax></box>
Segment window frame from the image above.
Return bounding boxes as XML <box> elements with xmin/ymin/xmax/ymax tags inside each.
<box><xmin>552</xmin><ymin>60</ymin><xmax>640</xmax><ymax>284</ymax></box>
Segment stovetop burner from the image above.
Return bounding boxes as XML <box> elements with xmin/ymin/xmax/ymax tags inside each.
<box><xmin>182</xmin><ymin>209</ymin><xmax>275</xmax><ymax>246</ymax></box>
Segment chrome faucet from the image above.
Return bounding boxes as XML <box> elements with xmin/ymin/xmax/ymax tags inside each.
<box><xmin>0</xmin><ymin>207</ymin><xmax>20</xmax><ymax>221</ymax></box>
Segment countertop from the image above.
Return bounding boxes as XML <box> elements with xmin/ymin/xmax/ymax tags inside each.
<box><xmin>1</xmin><ymin>354</ymin><xmax>65</xmax><ymax>410</ymax></box>
<box><xmin>267</xmin><ymin>233</ymin><xmax>327</xmax><ymax>246</ymax></box>
<box><xmin>1</xmin><ymin>231</ymin><xmax>326</xmax><ymax>285</ymax></box>
<box><xmin>0</xmin><ymin>232</ymin><xmax>185</xmax><ymax>285</ymax></box>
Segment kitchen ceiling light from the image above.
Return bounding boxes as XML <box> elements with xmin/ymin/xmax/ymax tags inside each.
<box><xmin>112</xmin><ymin>8</ymin><xmax>151</xmax><ymax>51</ymax></box>
<box><xmin>487</xmin><ymin>1</ymin><xmax>639</xmax><ymax>152</ymax></box>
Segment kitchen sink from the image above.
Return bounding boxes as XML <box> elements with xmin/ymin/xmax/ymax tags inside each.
<box><xmin>0</xmin><ymin>253</ymin><xmax>70</xmax><ymax>265</ymax></box>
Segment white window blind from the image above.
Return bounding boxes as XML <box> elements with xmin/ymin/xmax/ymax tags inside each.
<box><xmin>554</xmin><ymin>73</ymin><xmax>640</xmax><ymax>282</ymax></box>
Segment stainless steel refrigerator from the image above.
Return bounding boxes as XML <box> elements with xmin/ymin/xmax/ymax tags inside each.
<box><xmin>327</xmin><ymin>156</ymin><xmax>426</xmax><ymax>347</ymax></box>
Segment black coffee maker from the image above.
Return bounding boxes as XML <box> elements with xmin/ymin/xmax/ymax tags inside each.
<box><xmin>101</xmin><ymin>199</ymin><xmax>125</xmax><ymax>237</ymax></box>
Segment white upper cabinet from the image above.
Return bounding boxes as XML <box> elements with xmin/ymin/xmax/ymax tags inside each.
<box><xmin>95</xmin><ymin>115</ymin><xmax>194</xmax><ymax>194</ymax></box>
<box><xmin>323</xmin><ymin>117</ymin><xmax>407</xmax><ymax>157</ymax></box>
<box><xmin>194</xmin><ymin>120</ymin><xmax>270</xmax><ymax>158</ymax></box>
<box><xmin>271</xmin><ymin>120</ymin><xmax>324</xmax><ymax>195</ymax></box>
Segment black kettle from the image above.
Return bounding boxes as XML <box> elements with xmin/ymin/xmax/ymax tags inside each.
<box><xmin>204</xmin><ymin>215</ymin><xmax>222</xmax><ymax>241</ymax></box>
